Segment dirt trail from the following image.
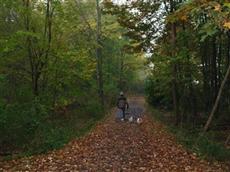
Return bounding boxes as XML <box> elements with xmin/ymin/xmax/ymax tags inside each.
<box><xmin>0</xmin><ymin>96</ymin><xmax>229</xmax><ymax>171</ymax></box>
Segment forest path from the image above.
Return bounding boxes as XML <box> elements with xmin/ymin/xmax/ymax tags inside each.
<box><xmin>0</xmin><ymin>96</ymin><xmax>228</xmax><ymax>171</ymax></box>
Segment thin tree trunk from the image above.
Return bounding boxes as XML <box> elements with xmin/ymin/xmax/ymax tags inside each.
<box><xmin>96</xmin><ymin>0</ymin><xmax>104</xmax><ymax>107</ymax></box>
<box><xmin>41</xmin><ymin>0</ymin><xmax>53</xmax><ymax>91</ymax></box>
<box><xmin>53</xmin><ymin>55</ymin><xmax>58</xmax><ymax>107</ymax></box>
<box><xmin>201</xmin><ymin>42</ymin><xmax>209</xmax><ymax>111</ymax></box>
<box><xmin>189</xmin><ymin>82</ymin><xmax>197</xmax><ymax>127</ymax></box>
<box><xmin>212</xmin><ymin>37</ymin><xmax>218</xmax><ymax>100</ymax></box>
<box><xmin>203</xmin><ymin>64</ymin><xmax>230</xmax><ymax>132</ymax></box>
<box><xmin>217</xmin><ymin>35</ymin><xmax>222</xmax><ymax>89</ymax></box>
<box><xmin>227</xmin><ymin>33</ymin><xmax>230</xmax><ymax>68</ymax></box>
<box><xmin>23</xmin><ymin>0</ymin><xmax>37</xmax><ymax>96</ymax></box>
<box><xmin>170</xmin><ymin>0</ymin><xmax>180</xmax><ymax>126</ymax></box>
<box><xmin>225</xmin><ymin>134</ymin><xmax>230</xmax><ymax>146</ymax></box>
<box><xmin>119</xmin><ymin>50</ymin><xmax>124</xmax><ymax>91</ymax></box>
<box><xmin>172</xmin><ymin>62</ymin><xmax>180</xmax><ymax>126</ymax></box>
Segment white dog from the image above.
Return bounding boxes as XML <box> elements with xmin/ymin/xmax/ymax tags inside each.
<box><xmin>136</xmin><ymin>118</ymin><xmax>143</xmax><ymax>124</ymax></box>
<box><xmin>129</xmin><ymin>116</ymin><xmax>133</xmax><ymax>122</ymax></box>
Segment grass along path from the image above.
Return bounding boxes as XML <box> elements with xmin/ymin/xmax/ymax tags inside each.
<box><xmin>0</xmin><ymin>96</ymin><xmax>229</xmax><ymax>171</ymax></box>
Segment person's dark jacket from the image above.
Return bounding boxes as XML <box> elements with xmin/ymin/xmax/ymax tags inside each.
<box><xmin>116</xmin><ymin>95</ymin><xmax>129</xmax><ymax>110</ymax></box>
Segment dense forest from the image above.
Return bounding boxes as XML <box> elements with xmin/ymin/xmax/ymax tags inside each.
<box><xmin>0</xmin><ymin>0</ymin><xmax>144</xmax><ymax>155</ymax></box>
<box><xmin>0</xmin><ymin>0</ymin><xmax>230</xmax><ymax>165</ymax></box>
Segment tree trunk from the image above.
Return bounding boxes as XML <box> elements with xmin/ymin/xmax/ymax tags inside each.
<box><xmin>212</xmin><ymin>37</ymin><xmax>218</xmax><ymax>101</ymax></box>
<box><xmin>23</xmin><ymin>0</ymin><xmax>38</xmax><ymax>96</ymax></box>
<box><xmin>189</xmin><ymin>81</ymin><xmax>197</xmax><ymax>127</ymax></box>
<box><xmin>201</xmin><ymin>42</ymin><xmax>210</xmax><ymax>111</ymax></box>
<box><xmin>227</xmin><ymin>32</ymin><xmax>230</xmax><ymax>68</ymax></box>
<box><xmin>203</xmin><ymin>64</ymin><xmax>230</xmax><ymax>132</ymax></box>
<box><xmin>225</xmin><ymin>134</ymin><xmax>230</xmax><ymax>146</ymax></box>
<box><xmin>41</xmin><ymin>0</ymin><xmax>53</xmax><ymax>91</ymax></box>
<box><xmin>170</xmin><ymin>0</ymin><xmax>180</xmax><ymax>126</ymax></box>
<box><xmin>96</xmin><ymin>0</ymin><xmax>104</xmax><ymax>107</ymax></box>
<box><xmin>119</xmin><ymin>50</ymin><xmax>124</xmax><ymax>91</ymax></box>
<box><xmin>217</xmin><ymin>35</ymin><xmax>222</xmax><ymax>89</ymax></box>
<box><xmin>172</xmin><ymin>62</ymin><xmax>180</xmax><ymax>126</ymax></box>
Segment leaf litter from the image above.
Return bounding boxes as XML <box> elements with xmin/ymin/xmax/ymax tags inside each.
<box><xmin>0</xmin><ymin>97</ymin><xmax>229</xmax><ymax>172</ymax></box>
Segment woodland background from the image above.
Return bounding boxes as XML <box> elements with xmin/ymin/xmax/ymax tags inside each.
<box><xmin>0</xmin><ymin>0</ymin><xmax>230</xmax><ymax>162</ymax></box>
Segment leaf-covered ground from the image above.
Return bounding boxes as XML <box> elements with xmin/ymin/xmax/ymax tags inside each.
<box><xmin>0</xmin><ymin>97</ymin><xmax>229</xmax><ymax>171</ymax></box>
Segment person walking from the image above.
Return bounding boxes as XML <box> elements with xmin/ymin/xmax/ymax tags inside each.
<box><xmin>116</xmin><ymin>91</ymin><xmax>129</xmax><ymax>121</ymax></box>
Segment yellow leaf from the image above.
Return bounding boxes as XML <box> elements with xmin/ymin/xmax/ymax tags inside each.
<box><xmin>223</xmin><ymin>21</ymin><xmax>230</xmax><ymax>29</ymax></box>
<box><xmin>180</xmin><ymin>15</ymin><xmax>187</xmax><ymax>21</ymax></box>
<box><xmin>214</xmin><ymin>4</ymin><xmax>221</xmax><ymax>11</ymax></box>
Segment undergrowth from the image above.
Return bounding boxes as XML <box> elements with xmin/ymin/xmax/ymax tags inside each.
<box><xmin>1</xmin><ymin>102</ymin><xmax>106</xmax><ymax>161</ymax></box>
<box><xmin>150</xmin><ymin>107</ymin><xmax>230</xmax><ymax>162</ymax></box>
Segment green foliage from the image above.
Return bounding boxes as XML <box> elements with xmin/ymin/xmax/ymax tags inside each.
<box><xmin>199</xmin><ymin>23</ymin><xmax>218</xmax><ymax>42</ymax></box>
<box><xmin>84</xmin><ymin>99</ymin><xmax>104</xmax><ymax>120</ymax></box>
<box><xmin>27</xmin><ymin>111</ymin><xmax>97</xmax><ymax>154</ymax></box>
<box><xmin>0</xmin><ymin>0</ymin><xmax>143</xmax><ymax>156</ymax></box>
<box><xmin>151</xmin><ymin>108</ymin><xmax>230</xmax><ymax>161</ymax></box>
<box><xmin>172</xmin><ymin>130</ymin><xmax>230</xmax><ymax>161</ymax></box>
<box><xmin>145</xmin><ymin>77</ymin><xmax>173</xmax><ymax>109</ymax></box>
<box><xmin>0</xmin><ymin>99</ymin><xmax>48</xmax><ymax>150</ymax></box>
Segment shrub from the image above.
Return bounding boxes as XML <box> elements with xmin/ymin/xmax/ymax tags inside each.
<box><xmin>0</xmin><ymin>99</ymin><xmax>48</xmax><ymax>152</ymax></box>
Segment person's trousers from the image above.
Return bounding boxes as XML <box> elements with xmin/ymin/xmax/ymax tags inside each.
<box><xmin>122</xmin><ymin>108</ymin><xmax>125</xmax><ymax>119</ymax></box>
